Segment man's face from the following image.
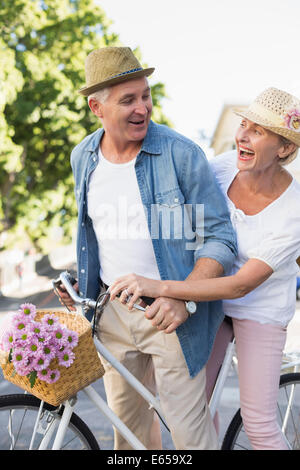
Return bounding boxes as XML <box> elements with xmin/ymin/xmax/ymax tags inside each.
<box><xmin>92</xmin><ymin>77</ymin><xmax>153</xmax><ymax>145</ymax></box>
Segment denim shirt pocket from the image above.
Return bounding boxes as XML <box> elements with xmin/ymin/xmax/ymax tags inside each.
<box><xmin>154</xmin><ymin>188</ymin><xmax>185</xmax><ymax>239</ymax></box>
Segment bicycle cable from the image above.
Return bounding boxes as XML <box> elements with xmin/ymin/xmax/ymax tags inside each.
<box><xmin>92</xmin><ymin>291</ymin><xmax>110</xmax><ymax>337</ymax></box>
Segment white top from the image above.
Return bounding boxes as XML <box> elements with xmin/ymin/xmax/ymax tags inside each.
<box><xmin>87</xmin><ymin>147</ymin><xmax>161</xmax><ymax>286</ymax></box>
<box><xmin>210</xmin><ymin>150</ymin><xmax>300</xmax><ymax>326</ymax></box>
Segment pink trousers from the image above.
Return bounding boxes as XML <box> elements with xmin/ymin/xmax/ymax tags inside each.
<box><xmin>232</xmin><ymin>318</ymin><xmax>288</xmax><ymax>450</ymax></box>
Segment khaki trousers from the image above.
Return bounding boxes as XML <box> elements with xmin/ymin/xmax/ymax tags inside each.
<box><xmin>97</xmin><ymin>297</ymin><xmax>218</xmax><ymax>450</ymax></box>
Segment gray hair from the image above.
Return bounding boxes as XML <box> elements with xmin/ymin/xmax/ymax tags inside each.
<box><xmin>88</xmin><ymin>87</ymin><xmax>111</xmax><ymax>105</ymax></box>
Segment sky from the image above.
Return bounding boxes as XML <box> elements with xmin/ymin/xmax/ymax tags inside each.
<box><xmin>96</xmin><ymin>0</ymin><xmax>300</xmax><ymax>162</ymax></box>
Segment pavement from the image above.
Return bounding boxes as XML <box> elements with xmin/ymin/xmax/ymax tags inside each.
<box><xmin>0</xmin><ymin>258</ymin><xmax>299</xmax><ymax>450</ymax></box>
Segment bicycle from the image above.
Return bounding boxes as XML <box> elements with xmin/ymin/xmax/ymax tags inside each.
<box><xmin>0</xmin><ymin>270</ymin><xmax>299</xmax><ymax>450</ymax></box>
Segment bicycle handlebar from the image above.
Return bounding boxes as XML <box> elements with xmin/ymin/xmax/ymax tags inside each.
<box><xmin>52</xmin><ymin>270</ymin><xmax>147</xmax><ymax>313</ymax></box>
<box><xmin>52</xmin><ymin>271</ymin><xmax>102</xmax><ymax>312</ymax></box>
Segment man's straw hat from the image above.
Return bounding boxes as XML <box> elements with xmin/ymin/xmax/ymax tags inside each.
<box><xmin>78</xmin><ymin>46</ymin><xmax>154</xmax><ymax>96</ymax></box>
<box><xmin>234</xmin><ymin>87</ymin><xmax>300</xmax><ymax>165</ymax></box>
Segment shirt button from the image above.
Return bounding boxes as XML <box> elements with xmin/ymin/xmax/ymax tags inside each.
<box><xmin>82</xmin><ymin>246</ymin><xmax>86</xmax><ymax>251</ymax></box>
<box><xmin>81</xmin><ymin>222</ymin><xmax>85</xmax><ymax>226</ymax></box>
<box><xmin>93</xmin><ymin>157</ymin><xmax>96</xmax><ymax>162</ymax></box>
<box><xmin>174</xmin><ymin>197</ymin><xmax>179</xmax><ymax>203</ymax></box>
<box><xmin>81</xmin><ymin>269</ymin><xmax>85</xmax><ymax>274</ymax></box>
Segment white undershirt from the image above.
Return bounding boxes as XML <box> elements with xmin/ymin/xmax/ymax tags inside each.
<box><xmin>210</xmin><ymin>150</ymin><xmax>300</xmax><ymax>326</ymax></box>
<box><xmin>87</xmin><ymin>147</ymin><xmax>161</xmax><ymax>286</ymax></box>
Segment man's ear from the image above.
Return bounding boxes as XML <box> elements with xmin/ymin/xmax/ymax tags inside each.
<box><xmin>88</xmin><ymin>98</ymin><xmax>103</xmax><ymax>118</ymax></box>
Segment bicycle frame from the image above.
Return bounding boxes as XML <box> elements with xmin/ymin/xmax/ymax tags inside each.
<box><xmin>38</xmin><ymin>335</ymin><xmax>237</xmax><ymax>450</ymax></box>
<box><xmin>209</xmin><ymin>339</ymin><xmax>236</xmax><ymax>419</ymax></box>
<box><xmin>32</xmin><ymin>334</ymin><xmax>238</xmax><ymax>449</ymax></box>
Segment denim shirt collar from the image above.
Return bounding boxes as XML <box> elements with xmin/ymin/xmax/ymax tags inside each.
<box><xmin>141</xmin><ymin>121</ymin><xmax>161</xmax><ymax>155</ymax></box>
<box><xmin>85</xmin><ymin>120</ymin><xmax>161</xmax><ymax>156</ymax></box>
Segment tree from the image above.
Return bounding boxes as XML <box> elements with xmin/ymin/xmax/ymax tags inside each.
<box><xmin>0</xmin><ymin>0</ymin><xmax>171</xmax><ymax>252</ymax></box>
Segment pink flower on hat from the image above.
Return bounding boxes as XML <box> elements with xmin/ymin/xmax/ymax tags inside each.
<box><xmin>283</xmin><ymin>108</ymin><xmax>300</xmax><ymax>132</ymax></box>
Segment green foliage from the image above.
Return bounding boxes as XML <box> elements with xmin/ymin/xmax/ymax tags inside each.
<box><xmin>28</xmin><ymin>370</ymin><xmax>37</xmax><ymax>388</ymax></box>
<box><xmin>0</xmin><ymin>0</ymin><xmax>171</xmax><ymax>253</ymax></box>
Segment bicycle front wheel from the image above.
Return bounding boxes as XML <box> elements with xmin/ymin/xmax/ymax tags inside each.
<box><xmin>0</xmin><ymin>394</ymin><xmax>100</xmax><ymax>450</ymax></box>
<box><xmin>222</xmin><ymin>372</ymin><xmax>300</xmax><ymax>450</ymax></box>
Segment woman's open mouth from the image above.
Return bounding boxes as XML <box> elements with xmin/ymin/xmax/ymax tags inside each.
<box><xmin>238</xmin><ymin>145</ymin><xmax>255</xmax><ymax>161</ymax></box>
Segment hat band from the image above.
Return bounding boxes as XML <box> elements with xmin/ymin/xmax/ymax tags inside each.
<box><xmin>248</xmin><ymin>101</ymin><xmax>284</xmax><ymax>127</ymax></box>
<box><xmin>108</xmin><ymin>67</ymin><xmax>143</xmax><ymax>80</ymax></box>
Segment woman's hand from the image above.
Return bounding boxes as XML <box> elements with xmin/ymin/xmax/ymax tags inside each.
<box><xmin>109</xmin><ymin>273</ymin><xmax>163</xmax><ymax>309</ymax></box>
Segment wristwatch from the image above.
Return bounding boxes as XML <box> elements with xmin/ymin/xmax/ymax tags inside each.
<box><xmin>185</xmin><ymin>301</ymin><xmax>197</xmax><ymax>316</ymax></box>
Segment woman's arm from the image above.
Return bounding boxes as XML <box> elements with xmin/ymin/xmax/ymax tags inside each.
<box><xmin>163</xmin><ymin>258</ymin><xmax>273</xmax><ymax>301</ymax></box>
<box><xmin>109</xmin><ymin>258</ymin><xmax>273</xmax><ymax>305</ymax></box>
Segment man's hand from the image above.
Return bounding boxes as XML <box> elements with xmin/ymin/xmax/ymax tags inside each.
<box><xmin>54</xmin><ymin>282</ymin><xmax>79</xmax><ymax>312</ymax></box>
<box><xmin>144</xmin><ymin>297</ymin><xmax>188</xmax><ymax>334</ymax></box>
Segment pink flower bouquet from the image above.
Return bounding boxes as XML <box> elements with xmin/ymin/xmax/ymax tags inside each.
<box><xmin>0</xmin><ymin>303</ymin><xmax>79</xmax><ymax>387</ymax></box>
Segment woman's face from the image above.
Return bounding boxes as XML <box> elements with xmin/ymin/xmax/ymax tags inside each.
<box><xmin>235</xmin><ymin>118</ymin><xmax>285</xmax><ymax>172</ymax></box>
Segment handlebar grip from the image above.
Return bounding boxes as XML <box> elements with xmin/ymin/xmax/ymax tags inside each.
<box><xmin>140</xmin><ymin>296</ymin><xmax>155</xmax><ymax>306</ymax></box>
<box><xmin>53</xmin><ymin>271</ymin><xmax>83</xmax><ymax>305</ymax></box>
<box><xmin>53</xmin><ymin>271</ymin><xmax>101</xmax><ymax>311</ymax></box>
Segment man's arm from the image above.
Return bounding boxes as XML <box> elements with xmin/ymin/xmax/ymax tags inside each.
<box><xmin>186</xmin><ymin>257</ymin><xmax>224</xmax><ymax>281</ymax></box>
<box><xmin>180</xmin><ymin>143</ymin><xmax>237</xmax><ymax>274</ymax></box>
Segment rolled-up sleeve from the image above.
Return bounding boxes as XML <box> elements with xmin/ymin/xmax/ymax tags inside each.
<box><xmin>195</xmin><ymin>240</ymin><xmax>236</xmax><ymax>274</ymax></box>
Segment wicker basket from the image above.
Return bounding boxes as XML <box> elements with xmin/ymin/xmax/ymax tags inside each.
<box><xmin>1</xmin><ymin>310</ymin><xmax>105</xmax><ymax>406</ymax></box>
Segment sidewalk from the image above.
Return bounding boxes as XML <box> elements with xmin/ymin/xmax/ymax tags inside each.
<box><xmin>0</xmin><ymin>251</ymin><xmax>76</xmax><ymax>315</ymax></box>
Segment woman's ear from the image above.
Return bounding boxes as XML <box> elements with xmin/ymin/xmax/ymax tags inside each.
<box><xmin>278</xmin><ymin>141</ymin><xmax>297</xmax><ymax>160</ymax></box>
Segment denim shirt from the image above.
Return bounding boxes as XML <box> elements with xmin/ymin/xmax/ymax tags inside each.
<box><xmin>70</xmin><ymin>120</ymin><xmax>237</xmax><ymax>377</ymax></box>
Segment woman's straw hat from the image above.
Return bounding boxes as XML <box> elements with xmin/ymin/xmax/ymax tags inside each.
<box><xmin>234</xmin><ymin>87</ymin><xmax>300</xmax><ymax>165</ymax></box>
<box><xmin>78</xmin><ymin>46</ymin><xmax>154</xmax><ymax>96</ymax></box>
